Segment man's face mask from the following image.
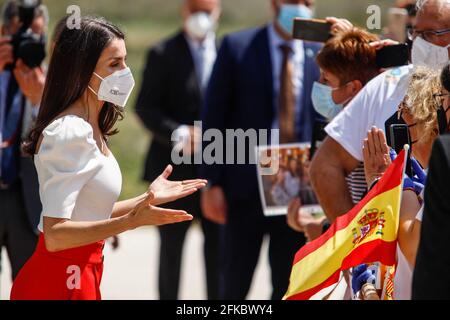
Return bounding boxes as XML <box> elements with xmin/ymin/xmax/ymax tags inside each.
<box><xmin>412</xmin><ymin>36</ymin><xmax>450</xmax><ymax>70</ymax></box>
<box><xmin>88</xmin><ymin>67</ymin><xmax>135</xmax><ymax>108</ymax></box>
<box><xmin>185</xmin><ymin>11</ymin><xmax>216</xmax><ymax>40</ymax></box>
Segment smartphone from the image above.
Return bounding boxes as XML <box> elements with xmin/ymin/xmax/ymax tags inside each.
<box><xmin>376</xmin><ymin>44</ymin><xmax>410</xmax><ymax>69</ymax></box>
<box><xmin>389</xmin><ymin>124</ymin><xmax>413</xmax><ymax>177</ymax></box>
<box><xmin>310</xmin><ymin>119</ymin><xmax>329</xmax><ymax>160</ymax></box>
<box><xmin>384</xmin><ymin>112</ymin><xmax>406</xmax><ymax>147</ymax></box>
<box><xmin>293</xmin><ymin>18</ymin><xmax>333</xmax><ymax>42</ymax></box>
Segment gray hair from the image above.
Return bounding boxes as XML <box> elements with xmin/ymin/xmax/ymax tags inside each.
<box><xmin>35</xmin><ymin>4</ymin><xmax>49</xmax><ymax>27</ymax></box>
<box><xmin>416</xmin><ymin>0</ymin><xmax>450</xmax><ymax>13</ymax></box>
<box><xmin>416</xmin><ymin>0</ymin><xmax>427</xmax><ymax>11</ymax></box>
<box><xmin>1</xmin><ymin>0</ymin><xmax>49</xmax><ymax>29</ymax></box>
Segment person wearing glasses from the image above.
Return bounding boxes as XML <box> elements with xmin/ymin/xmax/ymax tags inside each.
<box><xmin>362</xmin><ymin>66</ymin><xmax>442</xmax><ymax>299</ymax></box>
<box><xmin>309</xmin><ymin>0</ymin><xmax>450</xmax><ymax>224</ymax></box>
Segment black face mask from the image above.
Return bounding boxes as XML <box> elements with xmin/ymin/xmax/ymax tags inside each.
<box><xmin>437</xmin><ymin>105</ymin><xmax>450</xmax><ymax>134</ymax></box>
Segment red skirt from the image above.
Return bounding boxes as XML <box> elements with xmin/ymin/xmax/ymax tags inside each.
<box><xmin>10</xmin><ymin>233</ymin><xmax>105</xmax><ymax>300</ymax></box>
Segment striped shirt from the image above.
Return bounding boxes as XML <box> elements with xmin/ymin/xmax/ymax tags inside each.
<box><xmin>346</xmin><ymin>162</ymin><xmax>367</xmax><ymax>205</ymax></box>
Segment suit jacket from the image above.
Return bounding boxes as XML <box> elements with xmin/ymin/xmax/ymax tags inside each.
<box><xmin>200</xmin><ymin>25</ymin><xmax>322</xmax><ymax>205</ymax></box>
<box><xmin>412</xmin><ymin>134</ymin><xmax>450</xmax><ymax>299</ymax></box>
<box><xmin>0</xmin><ymin>71</ymin><xmax>41</xmax><ymax>232</ymax></box>
<box><xmin>135</xmin><ymin>31</ymin><xmax>216</xmax><ymax>182</ymax></box>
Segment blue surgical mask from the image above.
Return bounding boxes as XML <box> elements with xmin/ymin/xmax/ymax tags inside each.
<box><xmin>278</xmin><ymin>4</ymin><xmax>313</xmax><ymax>36</ymax></box>
<box><xmin>311</xmin><ymin>81</ymin><xmax>347</xmax><ymax>120</ymax></box>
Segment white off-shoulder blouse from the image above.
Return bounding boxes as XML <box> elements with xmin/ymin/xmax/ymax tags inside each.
<box><xmin>35</xmin><ymin>115</ymin><xmax>122</xmax><ymax>232</ymax></box>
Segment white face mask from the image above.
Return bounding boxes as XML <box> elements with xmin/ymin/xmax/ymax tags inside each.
<box><xmin>88</xmin><ymin>67</ymin><xmax>135</xmax><ymax>108</ymax></box>
<box><xmin>185</xmin><ymin>11</ymin><xmax>216</xmax><ymax>40</ymax></box>
<box><xmin>412</xmin><ymin>37</ymin><xmax>450</xmax><ymax>70</ymax></box>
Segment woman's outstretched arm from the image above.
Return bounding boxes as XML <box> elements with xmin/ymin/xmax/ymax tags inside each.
<box><xmin>44</xmin><ymin>192</ymin><xmax>193</xmax><ymax>252</ymax></box>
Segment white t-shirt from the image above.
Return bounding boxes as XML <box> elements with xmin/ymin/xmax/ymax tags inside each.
<box><xmin>325</xmin><ymin>65</ymin><xmax>413</xmax><ymax>162</ymax></box>
<box><xmin>35</xmin><ymin>115</ymin><xmax>122</xmax><ymax>232</ymax></box>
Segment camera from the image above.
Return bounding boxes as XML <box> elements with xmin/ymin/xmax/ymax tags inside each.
<box><xmin>7</xmin><ymin>0</ymin><xmax>46</xmax><ymax>69</ymax></box>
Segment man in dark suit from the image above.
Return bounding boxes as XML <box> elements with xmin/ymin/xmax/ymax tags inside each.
<box><xmin>412</xmin><ymin>64</ymin><xmax>450</xmax><ymax>299</ymax></box>
<box><xmin>200</xmin><ymin>0</ymin><xmax>324</xmax><ymax>299</ymax></box>
<box><xmin>135</xmin><ymin>0</ymin><xmax>222</xmax><ymax>300</ymax></box>
<box><xmin>0</xmin><ymin>1</ymin><xmax>46</xmax><ymax>282</ymax></box>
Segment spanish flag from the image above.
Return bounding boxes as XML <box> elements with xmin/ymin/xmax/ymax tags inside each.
<box><xmin>284</xmin><ymin>149</ymin><xmax>407</xmax><ymax>300</ymax></box>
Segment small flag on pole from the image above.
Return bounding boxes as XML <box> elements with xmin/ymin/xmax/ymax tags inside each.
<box><xmin>284</xmin><ymin>149</ymin><xmax>407</xmax><ymax>300</ymax></box>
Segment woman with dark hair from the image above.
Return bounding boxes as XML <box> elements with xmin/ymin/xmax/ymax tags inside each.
<box><xmin>10</xmin><ymin>16</ymin><xmax>206</xmax><ymax>300</ymax></box>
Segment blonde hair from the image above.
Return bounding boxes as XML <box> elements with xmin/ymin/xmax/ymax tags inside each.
<box><xmin>404</xmin><ymin>66</ymin><xmax>442</xmax><ymax>143</ymax></box>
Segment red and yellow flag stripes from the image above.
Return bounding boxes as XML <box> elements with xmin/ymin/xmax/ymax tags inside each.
<box><xmin>284</xmin><ymin>150</ymin><xmax>406</xmax><ymax>300</ymax></box>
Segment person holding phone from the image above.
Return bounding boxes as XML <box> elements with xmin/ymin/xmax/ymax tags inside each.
<box><xmin>310</xmin><ymin>0</ymin><xmax>450</xmax><ymax>224</ymax></box>
<box><xmin>362</xmin><ymin>66</ymin><xmax>442</xmax><ymax>300</ymax></box>
<box><xmin>10</xmin><ymin>16</ymin><xmax>206</xmax><ymax>300</ymax></box>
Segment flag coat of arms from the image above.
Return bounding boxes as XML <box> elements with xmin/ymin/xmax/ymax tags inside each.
<box><xmin>284</xmin><ymin>150</ymin><xmax>407</xmax><ymax>300</ymax></box>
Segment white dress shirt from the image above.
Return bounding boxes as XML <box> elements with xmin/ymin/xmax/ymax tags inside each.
<box><xmin>185</xmin><ymin>31</ymin><xmax>217</xmax><ymax>94</ymax></box>
<box><xmin>173</xmin><ymin>32</ymin><xmax>217</xmax><ymax>149</ymax></box>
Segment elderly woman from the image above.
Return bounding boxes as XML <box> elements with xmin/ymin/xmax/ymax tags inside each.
<box><xmin>362</xmin><ymin>66</ymin><xmax>443</xmax><ymax>300</ymax></box>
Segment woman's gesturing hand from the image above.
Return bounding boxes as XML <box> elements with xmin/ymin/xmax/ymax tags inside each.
<box><xmin>363</xmin><ymin>127</ymin><xmax>391</xmax><ymax>187</ymax></box>
<box><xmin>148</xmin><ymin>165</ymin><xmax>207</xmax><ymax>206</ymax></box>
<box><xmin>128</xmin><ymin>191</ymin><xmax>193</xmax><ymax>229</ymax></box>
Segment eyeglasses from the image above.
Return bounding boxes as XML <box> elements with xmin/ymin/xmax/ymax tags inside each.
<box><xmin>433</xmin><ymin>92</ymin><xmax>450</xmax><ymax>103</ymax></box>
<box><xmin>407</xmin><ymin>27</ymin><xmax>450</xmax><ymax>42</ymax></box>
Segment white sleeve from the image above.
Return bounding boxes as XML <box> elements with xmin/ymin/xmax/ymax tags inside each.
<box><xmin>38</xmin><ymin>117</ymin><xmax>102</xmax><ymax>220</ymax></box>
<box><xmin>325</xmin><ymin>66</ymin><xmax>412</xmax><ymax>162</ymax></box>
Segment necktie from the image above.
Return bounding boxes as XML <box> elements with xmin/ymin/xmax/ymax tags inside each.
<box><xmin>279</xmin><ymin>44</ymin><xmax>296</xmax><ymax>144</ymax></box>
<box><xmin>197</xmin><ymin>42</ymin><xmax>207</xmax><ymax>94</ymax></box>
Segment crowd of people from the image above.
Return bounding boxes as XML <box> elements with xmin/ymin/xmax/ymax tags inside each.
<box><xmin>0</xmin><ymin>0</ymin><xmax>449</xmax><ymax>300</ymax></box>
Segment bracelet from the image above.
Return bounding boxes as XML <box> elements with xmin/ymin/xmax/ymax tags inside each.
<box><xmin>368</xmin><ymin>177</ymin><xmax>381</xmax><ymax>191</ymax></box>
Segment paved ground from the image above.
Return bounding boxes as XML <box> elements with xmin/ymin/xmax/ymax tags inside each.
<box><xmin>0</xmin><ymin>224</ymin><xmax>272</xmax><ymax>300</ymax></box>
